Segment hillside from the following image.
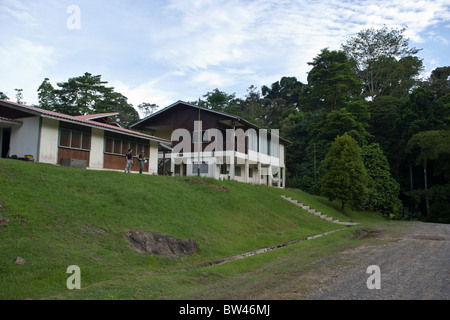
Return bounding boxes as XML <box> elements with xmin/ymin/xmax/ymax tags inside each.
<box><xmin>0</xmin><ymin>158</ymin><xmax>378</xmax><ymax>300</ymax></box>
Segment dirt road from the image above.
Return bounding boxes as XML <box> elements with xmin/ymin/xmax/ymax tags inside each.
<box><xmin>307</xmin><ymin>222</ymin><xmax>450</xmax><ymax>300</ymax></box>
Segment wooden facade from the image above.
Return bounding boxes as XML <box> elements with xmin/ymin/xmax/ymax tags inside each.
<box><xmin>131</xmin><ymin>101</ymin><xmax>289</xmax><ymax>187</ymax></box>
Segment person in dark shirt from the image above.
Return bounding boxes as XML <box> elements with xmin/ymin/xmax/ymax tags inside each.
<box><xmin>138</xmin><ymin>147</ymin><xmax>146</xmax><ymax>174</ymax></box>
<box><xmin>124</xmin><ymin>149</ymin><xmax>133</xmax><ymax>173</ymax></box>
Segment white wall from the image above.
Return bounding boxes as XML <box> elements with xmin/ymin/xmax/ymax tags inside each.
<box><xmin>149</xmin><ymin>140</ymin><xmax>159</xmax><ymax>174</ymax></box>
<box><xmin>89</xmin><ymin>128</ymin><xmax>104</xmax><ymax>169</ymax></box>
<box><xmin>38</xmin><ymin>117</ymin><xmax>59</xmax><ymax>164</ymax></box>
<box><xmin>10</xmin><ymin>116</ymin><xmax>40</xmax><ymax>159</ymax></box>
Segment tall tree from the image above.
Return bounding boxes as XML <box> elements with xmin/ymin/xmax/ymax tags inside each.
<box><xmin>198</xmin><ymin>88</ymin><xmax>237</xmax><ymax>112</ymax></box>
<box><xmin>95</xmin><ymin>91</ymin><xmax>139</xmax><ymax>128</ymax></box>
<box><xmin>36</xmin><ymin>73</ymin><xmax>140</xmax><ymax>128</ymax></box>
<box><xmin>137</xmin><ymin>102</ymin><xmax>159</xmax><ymax>118</ymax></box>
<box><xmin>302</xmin><ymin>48</ymin><xmax>362</xmax><ymax>112</ymax></box>
<box><xmin>320</xmin><ymin>133</ymin><xmax>369</xmax><ymax>209</ymax></box>
<box><xmin>342</xmin><ymin>26</ymin><xmax>423</xmax><ymax>99</ymax></box>
<box><xmin>15</xmin><ymin>88</ymin><xmax>25</xmax><ymax>104</ymax></box>
<box><xmin>406</xmin><ymin>130</ymin><xmax>450</xmax><ymax>218</ymax></box>
<box><xmin>37</xmin><ymin>78</ymin><xmax>57</xmax><ymax>111</ymax></box>
<box><xmin>261</xmin><ymin>76</ymin><xmax>304</xmax><ymax>108</ymax></box>
<box><xmin>362</xmin><ymin>143</ymin><xmax>401</xmax><ymax>216</ymax></box>
<box><xmin>423</xmin><ymin>66</ymin><xmax>450</xmax><ymax>99</ymax></box>
<box><xmin>55</xmin><ymin>72</ymin><xmax>113</xmax><ymax>115</ymax></box>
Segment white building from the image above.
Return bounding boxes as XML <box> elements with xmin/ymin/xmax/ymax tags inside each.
<box><xmin>131</xmin><ymin>101</ymin><xmax>290</xmax><ymax>187</ymax></box>
<box><xmin>0</xmin><ymin>100</ymin><xmax>169</xmax><ymax>173</ymax></box>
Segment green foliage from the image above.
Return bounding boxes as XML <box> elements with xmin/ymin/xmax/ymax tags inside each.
<box><xmin>303</xmin><ymin>48</ymin><xmax>362</xmax><ymax>112</ymax></box>
<box><xmin>342</xmin><ymin>26</ymin><xmax>423</xmax><ymax>99</ymax></box>
<box><xmin>261</xmin><ymin>76</ymin><xmax>304</xmax><ymax>108</ymax></box>
<box><xmin>424</xmin><ymin>66</ymin><xmax>450</xmax><ymax>99</ymax></box>
<box><xmin>0</xmin><ymin>91</ymin><xmax>10</xmax><ymax>100</ymax></box>
<box><xmin>320</xmin><ymin>133</ymin><xmax>369</xmax><ymax>209</ymax></box>
<box><xmin>361</xmin><ymin>143</ymin><xmax>401</xmax><ymax>216</ymax></box>
<box><xmin>198</xmin><ymin>88</ymin><xmax>237</xmax><ymax>111</ymax></box>
<box><xmin>37</xmin><ymin>78</ymin><xmax>57</xmax><ymax>111</ymax></box>
<box><xmin>406</xmin><ymin>130</ymin><xmax>450</xmax><ymax>218</ymax></box>
<box><xmin>36</xmin><ymin>73</ymin><xmax>139</xmax><ymax>128</ymax></box>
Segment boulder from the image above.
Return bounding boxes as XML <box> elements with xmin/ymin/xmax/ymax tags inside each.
<box><xmin>125</xmin><ymin>230</ymin><xmax>197</xmax><ymax>258</ymax></box>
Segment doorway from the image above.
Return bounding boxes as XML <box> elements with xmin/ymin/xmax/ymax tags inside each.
<box><xmin>1</xmin><ymin>128</ymin><xmax>11</xmax><ymax>158</ymax></box>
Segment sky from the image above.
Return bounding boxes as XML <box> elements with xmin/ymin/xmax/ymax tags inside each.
<box><xmin>1</xmin><ymin>0</ymin><xmax>449</xmax><ymax>116</ymax></box>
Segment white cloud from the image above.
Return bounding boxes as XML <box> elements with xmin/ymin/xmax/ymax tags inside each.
<box><xmin>1</xmin><ymin>0</ymin><xmax>449</xmax><ymax>108</ymax></box>
<box><xmin>110</xmin><ymin>80</ymin><xmax>178</xmax><ymax>114</ymax></box>
<box><xmin>0</xmin><ymin>38</ymin><xmax>56</xmax><ymax>104</ymax></box>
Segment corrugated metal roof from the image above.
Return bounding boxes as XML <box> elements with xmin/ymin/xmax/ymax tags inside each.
<box><xmin>0</xmin><ymin>100</ymin><xmax>170</xmax><ymax>143</ymax></box>
<box><xmin>74</xmin><ymin>113</ymin><xmax>119</xmax><ymax>120</ymax></box>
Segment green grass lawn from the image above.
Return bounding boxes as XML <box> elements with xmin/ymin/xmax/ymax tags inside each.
<box><xmin>0</xmin><ymin>158</ymin><xmax>387</xmax><ymax>300</ymax></box>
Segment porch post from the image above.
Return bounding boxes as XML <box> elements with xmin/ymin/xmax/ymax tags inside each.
<box><xmin>258</xmin><ymin>162</ymin><xmax>262</xmax><ymax>185</ymax></box>
<box><xmin>245</xmin><ymin>159</ymin><xmax>249</xmax><ymax>183</ymax></box>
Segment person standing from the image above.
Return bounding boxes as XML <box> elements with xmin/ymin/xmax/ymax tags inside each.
<box><xmin>138</xmin><ymin>147</ymin><xmax>146</xmax><ymax>174</ymax></box>
<box><xmin>124</xmin><ymin>148</ymin><xmax>133</xmax><ymax>173</ymax></box>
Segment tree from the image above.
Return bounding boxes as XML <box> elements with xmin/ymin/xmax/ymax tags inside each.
<box><xmin>424</xmin><ymin>66</ymin><xmax>450</xmax><ymax>99</ymax></box>
<box><xmin>55</xmin><ymin>72</ymin><xmax>113</xmax><ymax>115</ymax></box>
<box><xmin>406</xmin><ymin>130</ymin><xmax>450</xmax><ymax>218</ymax></box>
<box><xmin>35</xmin><ymin>73</ymin><xmax>140</xmax><ymax>128</ymax></box>
<box><xmin>261</xmin><ymin>76</ymin><xmax>304</xmax><ymax>108</ymax></box>
<box><xmin>302</xmin><ymin>48</ymin><xmax>362</xmax><ymax>112</ymax></box>
<box><xmin>342</xmin><ymin>26</ymin><xmax>423</xmax><ymax>99</ymax></box>
<box><xmin>309</xmin><ymin>107</ymin><xmax>372</xmax><ymax>146</ymax></box>
<box><xmin>362</xmin><ymin>143</ymin><xmax>401</xmax><ymax>216</ymax></box>
<box><xmin>95</xmin><ymin>91</ymin><xmax>139</xmax><ymax>128</ymax></box>
<box><xmin>320</xmin><ymin>133</ymin><xmax>369</xmax><ymax>209</ymax></box>
<box><xmin>137</xmin><ymin>102</ymin><xmax>159</xmax><ymax>118</ymax></box>
<box><xmin>37</xmin><ymin>78</ymin><xmax>57</xmax><ymax>111</ymax></box>
<box><xmin>15</xmin><ymin>88</ymin><xmax>25</xmax><ymax>104</ymax></box>
<box><xmin>0</xmin><ymin>92</ymin><xmax>9</xmax><ymax>100</ymax></box>
<box><xmin>198</xmin><ymin>88</ymin><xmax>237</xmax><ymax>111</ymax></box>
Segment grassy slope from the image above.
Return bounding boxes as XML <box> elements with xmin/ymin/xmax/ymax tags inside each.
<box><xmin>0</xmin><ymin>158</ymin><xmax>385</xmax><ymax>299</ymax></box>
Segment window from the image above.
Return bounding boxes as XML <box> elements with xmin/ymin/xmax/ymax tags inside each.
<box><xmin>193</xmin><ymin>162</ymin><xmax>208</xmax><ymax>174</ymax></box>
<box><xmin>259</xmin><ymin>134</ymin><xmax>268</xmax><ymax>155</ymax></box>
<box><xmin>220</xmin><ymin>164</ymin><xmax>228</xmax><ymax>174</ymax></box>
<box><xmin>59</xmin><ymin>124</ymin><xmax>91</xmax><ymax>151</ymax></box>
<box><xmin>235</xmin><ymin>165</ymin><xmax>241</xmax><ymax>177</ymax></box>
<box><xmin>104</xmin><ymin>132</ymin><xmax>149</xmax><ymax>157</ymax></box>
<box><xmin>270</xmin><ymin>139</ymin><xmax>279</xmax><ymax>157</ymax></box>
<box><xmin>249</xmin><ymin>168</ymin><xmax>253</xmax><ymax>178</ymax></box>
<box><xmin>248</xmin><ymin>129</ymin><xmax>258</xmax><ymax>151</ymax></box>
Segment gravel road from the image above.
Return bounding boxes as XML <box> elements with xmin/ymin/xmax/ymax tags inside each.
<box><xmin>307</xmin><ymin>222</ymin><xmax>450</xmax><ymax>300</ymax></box>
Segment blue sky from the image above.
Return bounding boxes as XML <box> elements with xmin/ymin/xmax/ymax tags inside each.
<box><xmin>1</xmin><ymin>0</ymin><xmax>449</xmax><ymax>115</ymax></box>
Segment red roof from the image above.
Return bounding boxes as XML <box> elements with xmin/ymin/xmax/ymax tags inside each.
<box><xmin>0</xmin><ymin>116</ymin><xmax>23</xmax><ymax>124</ymax></box>
<box><xmin>74</xmin><ymin>113</ymin><xmax>119</xmax><ymax>120</ymax></box>
<box><xmin>0</xmin><ymin>100</ymin><xmax>169</xmax><ymax>143</ymax></box>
